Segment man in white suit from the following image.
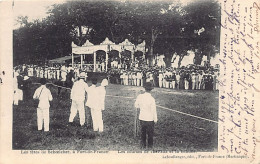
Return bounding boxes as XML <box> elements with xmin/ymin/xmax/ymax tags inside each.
<box><xmin>69</xmin><ymin>72</ymin><xmax>88</xmax><ymax>126</ymax></box>
<box><xmin>33</xmin><ymin>78</ymin><xmax>53</xmax><ymax>132</ymax></box>
<box><xmin>86</xmin><ymin>78</ymin><xmax>104</xmax><ymax>133</ymax></box>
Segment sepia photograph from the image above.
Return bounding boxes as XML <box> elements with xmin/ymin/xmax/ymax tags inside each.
<box><xmin>10</xmin><ymin>0</ymin><xmax>221</xmax><ymax>152</ymax></box>
<box><xmin>1</xmin><ymin>0</ymin><xmax>260</xmax><ymax>163</ymax></box>
<box><xmin>8</xmin><ymin>0</ymin><xmax>223</xmax><ymax>153</ymax></box>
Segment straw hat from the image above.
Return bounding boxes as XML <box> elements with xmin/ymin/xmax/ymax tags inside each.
<box><xmin>79</xmin><ymin>72</ymin><xmax>87</xmax><ymax>78</ymax></box>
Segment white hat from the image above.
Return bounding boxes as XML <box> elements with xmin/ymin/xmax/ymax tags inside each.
<box><xmin>24</xmin><ymin>76</ymin><xmax>29</xmax><ymax>80</ymax></box>
<box><xmin>101</xmin><ymin>79</ymin><xmax>108</xmax><ymax>86</ymax></box>
<box><xmin>79</xmin><ymin>72</ymin><xmax>87</xmax><ymax>78</ymax></box>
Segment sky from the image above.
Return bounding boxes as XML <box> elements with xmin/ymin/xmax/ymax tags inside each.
<box><xmin>13</xmin><ymin>0</ymin><xmax>66</xmax><ymax>28</ymax></box>
<box><xmin>13</xmin><ymin>0</ymin><xmax>198</xmax><ymax>20</ymax></box>
<box><xmin>12</xmin><ymin>0</ymin><xmax>202</xmax><ymax>28</ymax></box>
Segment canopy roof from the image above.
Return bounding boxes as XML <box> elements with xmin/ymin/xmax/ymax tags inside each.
<box><xmin>49</xmin><ymin>55</ymin><xmax>80</xmax><ymax>63</ymax></box>
<box><xmin>72</xmin><ymin>37</ymin><xmax>145</xmax><ymax>54</ymax></box>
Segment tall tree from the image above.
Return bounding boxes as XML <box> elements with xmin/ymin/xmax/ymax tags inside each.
<box><xmin>13</xmin><ymin>0</ymin><xmax>220</xmax><ymax>67</ymax></box>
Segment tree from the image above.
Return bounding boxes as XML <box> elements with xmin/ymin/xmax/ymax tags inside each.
<box><xmin>13</xmin><ymin>0</ymin><xmax>220</xmax><ymax>67</ymax></box>
<box><xmin>181</xmin><ymin>0</ymin><xmax>220</xmax><ymax>64</ymax></box>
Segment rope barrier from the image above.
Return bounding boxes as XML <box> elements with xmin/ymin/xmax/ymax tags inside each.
<box><xmin>33</xmin><ymin>81</ymin><xmax>218</xmax><ymax>124</ymax></box>
<box><xmin>156</xmin><ymin>105</ymin><xmax>218</xmax><ymax>124</ymax></box>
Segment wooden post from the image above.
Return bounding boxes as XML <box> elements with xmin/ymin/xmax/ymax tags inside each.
<box><xmin>94</xmin><ymin>51</ymin><xmax>96</xmax><ymax>72</ymax></box>
<box><xmin>105</xmin><ymin>51</ymin><xmax>108</xmax><ymax>72</ymax></box>
<box><xmin>134</xmin><ymin>109</ymin><xmax>137</xmax><ymax>137</ymax></box>
<box><xmin>80</xmin><ymin>54</ymin><xmax>83</xmax><ymax>69</ymax></box>
<box><xmin>72</xmin><ymin>53</ymin><xmax>74</xmax><ymax>68</ymax></box>
<box><xmin>134</xmin><ymin>108</ymin><xmax>139</xmax><ymax>137</ymax></box>
<box><xmin>131</xmin><ymin>51</ymin><xmax>134</xmax><ymax>64</ymax></box>
<box><xmin>119</xmin><ymin>51</ymin><xmax>122</xmax><ymax>68</ymax></box>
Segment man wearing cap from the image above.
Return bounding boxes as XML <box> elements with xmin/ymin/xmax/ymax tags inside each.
<box><xmin>69</xmin><ymin>72</ymin><xmax>88</xmax><ymax>126</ymax></box>
<box><xmin>135</xmin><ymin>82</ymin><xmax>157</xmax><ymax>149</ymax></box>
<box><xmin>33</xmin><ymin>78</ymin><xmax>53</xmax><ymax>132</ymax></box>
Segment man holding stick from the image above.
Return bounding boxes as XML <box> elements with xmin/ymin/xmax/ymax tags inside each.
<box><xmin>134</xmin><ymin>82</ymin><xmax>157</xmax><ymax>149</ymax></box>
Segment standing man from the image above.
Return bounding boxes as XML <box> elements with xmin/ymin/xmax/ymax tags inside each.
<box><xmin>21</xmin><ymin>75</ymin><xmax>31</xmax><ymax>101</ymax></box>
<box><xmin>120</xmin><ymin>72</ymin><xmax>124</xmax><ymax>85</ymax></box>
<box><xmin>135</xmin><ymin>82</ymin><xmax>157</xmax><ymax>149</ymax></box>
<box><xmin>191</xmin><ymin>72</ymin><xmax>196</xmax><ymax>90</ymax></box>
<box><xmin>176</xmin><ymin>72</ymin><xmax>180</xmax><ymax>89</ymax></box>
<box><xmin>69</xmin><ymin>72</ymin><xmax>88</xmax><ymax>126</ymax></box>
<box><xmin>171</xmin><ymin>72</ymin><xmax>176</xmax><ymax>89</ymax></box>
<box><xmin>13</xmin><ymin>71</ymin><xmax>21</xmax><ymax>105</ymax></box>
<box><xmin>184</xmin><ymin>71</ymin><xmax>189</xmax><ymax>90</ymax></box>
<box><xmin>195</xmin><ymin>72</ymin><xmax>199</xmax><ymax>90</ymax></box>
<box><xmin>66</xmin><ymin>69</ymin><xmax>75</xmax><ymax>89</ymax></box>
<box><xmin>99</xmin><ymin>79</ymin><xmax>108</xmax><ymax>111</ymax></box>
<box><xmin>86</xmin><ymin>78</ymin><xmax>104</xmax><ymax>133</ymax></box>
<box><xmin>60</xmin><ymin>64</ymin><xmax>67</xmax><ymax>86</ymax></box>
<box><xmin>198</xmin><ymin>71</ymin><xmax>203</xmax><ymax>89</ymax></box>
<box><xmin>33</xmin><ymin>78</ymin><xmax>53</xmax><ymax>132</ymax></box>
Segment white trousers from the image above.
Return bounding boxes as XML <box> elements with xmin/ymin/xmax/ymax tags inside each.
<box><xmin>124</xmin><ymin>78</ymin><xmax>128</xmax><ymax>85</ymax></box>
<box><xmin>165</xmin><ymin>81</ymin><xmax>170</xmax><ymax>88</ymax></box>
<box><xmin>192</xmin><ymin>82</ymin><xmax>196</xmax><ymax>90</ymax></box>
<box><xmin>90</xmin><ymin>108</ymin><xmax>103</xmax><ymax>132</ymax></box>
<box><xmin>184</xmin><ymin>80</ymin><xmax>189</xmax><ymax>90</ymax></box>
<box><xmin>195</xmin><ymin>81</ymin><xmax>199</xmax><ymax>89</ymax></box>
<box><xmin>134</xmin><ymin>79</ymin><xmax>137</xmax><ymax>86</ymax></box>
<box><xmin>37</xmin><ymin>107</ymin><xmax>49</xmax><ymax>131</ymax></box>
<box><xmin>69</xmin><ymin>100</ymin><xmax>85</xmax><ymax>126</ymax></box>
<box><xmin>159</xmin><ymin>79</ymin><xmax>163</xmax><ymax>88</ymax></box>
<box><xmin>136</xmin><ymin>79</ymin><xmax>140</xmax><ymax>86</ymax></box>
<box><xmin>163</xmin><ymin>79</ymin><xmax>166</xmax><ymax>88</ymax></box>
<box><xmin>140</xmin><ymin>79</ymin><xmax>143</xmax><ymax>86</ymax></box>
<box><xmin>171</xmin><ymin>81</ymin><xmax>176</xmax><ymax>89</ymax></box>
<box><xmin>138</xmin><ymin>79</ymin><xmax>143</xmax><ymax>86</ymax></box>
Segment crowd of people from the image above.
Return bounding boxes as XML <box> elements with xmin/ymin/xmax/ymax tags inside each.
<box><xmin>12</xmin><ymin>61</ymin><xmax>220</xmax><ymax>149</ymax></box>
<box><xmin>13</xmin><ymin>64</ymin><xmax>81</xmax><ymax>81</ymax></box>
<box><xmin>108</xmin><ymin>65</ymin><xmax>220</xmax><ymax>91</ymax></box>
<box><xmin>13</xmin><ymin>63</ymin><xmax>158</xmax><ymax>149</ymax></box>
<box><xmin>12</xmin><ymin>63</ymin><xmax>219</xmax><ymax>106</ymax></box>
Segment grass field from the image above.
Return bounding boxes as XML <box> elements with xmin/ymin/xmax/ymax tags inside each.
<box><xmin>13</xmin><ymin>78</ymin><xmax>218</xmax><ymax>152</ymax></box>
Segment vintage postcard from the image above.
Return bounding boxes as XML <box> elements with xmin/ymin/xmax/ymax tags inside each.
<box><xmin>0</xmin><ymin>0</ymin><xmax>259</xmax><ymax>163</ymax></box>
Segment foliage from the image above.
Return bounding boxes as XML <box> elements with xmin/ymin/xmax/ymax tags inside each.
<box><xmin>13</xmin><ymin>0</ymin><xmax>220</xmax><ymax>67</ymax></box>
